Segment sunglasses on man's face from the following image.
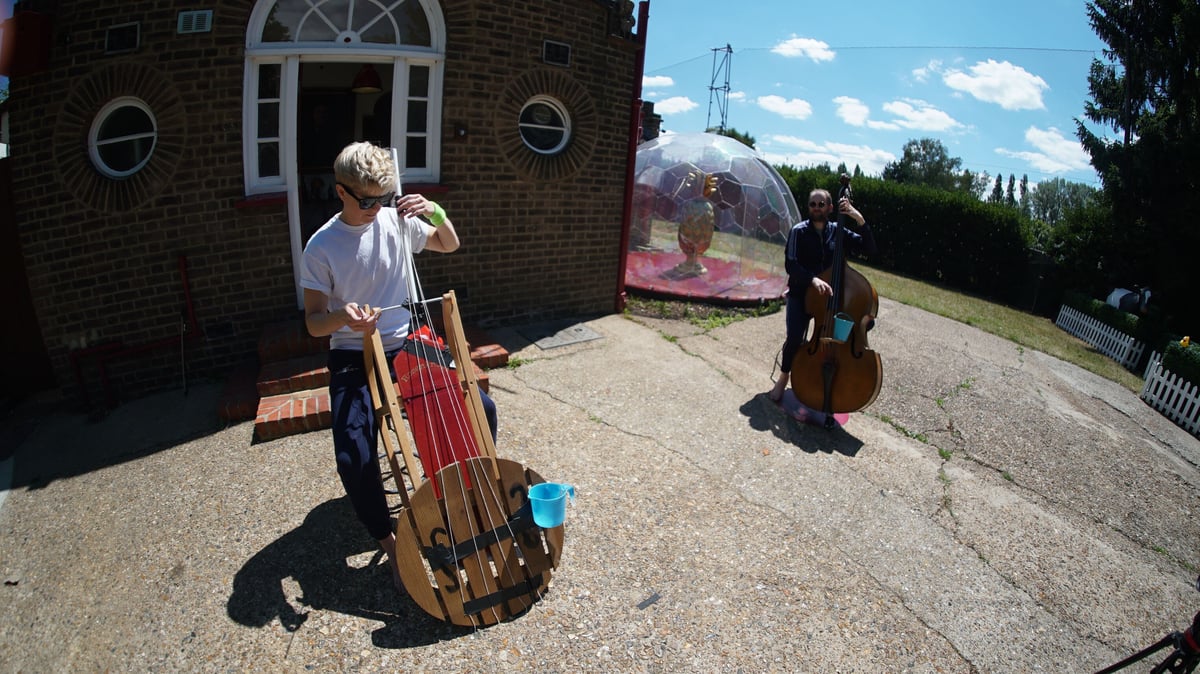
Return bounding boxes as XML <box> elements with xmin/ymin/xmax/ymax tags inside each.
<box><xmin>338</xmin><ymin>183</ymin><xmax>396</xmax><ymax>210</ymax></box>
<box><xmin>809</xmin><ymin>200</ymin><xmax>828</xmax><ymax>208</ymax></box>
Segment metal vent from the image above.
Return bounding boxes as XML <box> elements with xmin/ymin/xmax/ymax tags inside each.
<box><xmin>177</xmin><ymin>10</ymin><xmax>213</xmax><ymax>34</ymax></box>
<box><xmin>542</xmin><ymin>40</ymin><xmax>571</xmax><ymax>67</ymax></box>
<box><xmin>104</xmin><ymin>23</ymin><xmax>140</xmax><ymax>54</ymax></box>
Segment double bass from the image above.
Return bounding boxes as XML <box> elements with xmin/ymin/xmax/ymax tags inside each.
<box><xmin>789</xmin><ymin>174</ymin><xmax>883</xmax><ymax>428</ymax></box>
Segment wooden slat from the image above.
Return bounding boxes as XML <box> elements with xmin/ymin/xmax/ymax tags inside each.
<box><xmin>438</xmin><ymin>464</ymin><xmax>503</xmax><ymax>625</ymax></box>
<box><xmin>443</xmin><ymin>291</ymin><xmax>500</xmax><ymax>469</ymax></box>
<box><xmin>498</xmin><ymin>461</ymin><xmax>561</xmax><ymax>575</ymax></box>
<box><xmin>464</xmin><ymin>457</ymin><xmax>535</xmax><ymax>618</ymax></box>
<box><xmin>393</xmin><ymin>503</ymin><xmax>451</xmax><ymax>621</ymax></box>
<box><xmin>364</xmin><ymin>330</ymin><xmax>424</xmax><ymax>493</ymax></box>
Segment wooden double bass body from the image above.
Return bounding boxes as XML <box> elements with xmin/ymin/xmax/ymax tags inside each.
<box><xmin>789</xmin><ymin>177</ymin><xmax>883</xmax><ymax>426</ymax></box>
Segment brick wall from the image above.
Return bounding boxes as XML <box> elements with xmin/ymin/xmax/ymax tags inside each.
<box><xmin>7</xmin><ymin>0</ymin><xmax>641</xmax><ymax>405</ymax></box>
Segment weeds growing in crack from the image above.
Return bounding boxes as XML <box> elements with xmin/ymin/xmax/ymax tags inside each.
<box><xmin>938</xmin><ymin>468</ymin><xmax>956</xmax><ymax>518</ymax></box>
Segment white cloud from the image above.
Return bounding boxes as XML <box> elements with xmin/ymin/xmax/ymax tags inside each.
<box><xmin>729</xmin><ymin>91</ymin><xmax>747</xmax><ymax>102</ymax></box>
<box><xmin>832</xmin><ymin>96</ymin><xmax>955</xmax><ymax>132</ymax></box>
<box><xmin>757</xmin><ymin>95</ymin><xmax>813</xmax><ymax>120</ymax></box>
<box><xmin>996</xmin><ymin>126</ymin><xmax>1092</xmax><ymax>173</ymax></box>
<box><xmin>880</xmin><ymin>99</ymin><xmax>963</xmax><ymax>132</ymax></box>
<box><xmin>643</xmin><ymin>75</ymin><xmax>674</xmax><ymax>88</ymax></box>
<box><xmin>770</xmin><ymin>36</ymin><xmax>835</xmax><ymax>62</ymax></box>
<box><xmin>911</xmin><ymin>59</ymin><xmax>943</xmax><ymax>83</ymax></box>
<box><xmin>654</xmin><ymin>96</ymin><xmax>699</xmax><ymax>114</ymax></box>
<box><xmin>833</xmin><ymin>96</ymin><xmax>871</xmax><ymax>126</ymax></box>
<box><xmin>942</xmin><ymin>59</ymin><xmax>1048</xmax><ymax>111</ymax></box>
<box><xmin>832</xmin><ymin>96</ymin><xmax>901</xmax><ymax>130</ymax></box>
<box><xmin>763</xmin><ymin>135</ymin><xmax>896</xmax><ymax>176</ymax></box>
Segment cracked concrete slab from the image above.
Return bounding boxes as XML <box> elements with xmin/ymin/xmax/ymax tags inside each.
<box><xmin>1</xmin><ymin>298</ymin><xmax>1197</xmax><ymax>672</ymax></box>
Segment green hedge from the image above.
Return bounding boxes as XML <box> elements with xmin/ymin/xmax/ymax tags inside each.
<box><xmin>1061</xmin><ymin>290</ymin><xmax>1140</xmax><ymax>335</ymax></box>
<box><xmin>781</xmin><ymin>169</ymin><xmax>1037</xmax><ymax>308</ymax></box>
<box><xmin>1161</xmin><ymin>339</ymin><xmax>1200</xmax><ymax>388</ymax></box>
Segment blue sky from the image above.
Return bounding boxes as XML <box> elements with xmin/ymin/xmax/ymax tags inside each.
<box><xmin>1</xmin><ymin>1</ymin><xmax>1110</xmax><ymax>187</ymax></box>
<box><xmin>640</xmin><ymin>0</ymin><xmax>1110</xmax><ymax>188</ymax></box>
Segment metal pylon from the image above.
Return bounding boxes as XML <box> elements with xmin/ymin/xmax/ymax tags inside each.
<box><xmin>706</xmin><ymin>44</ymin><xmax>732</xmax><ymax>133</ymax></box>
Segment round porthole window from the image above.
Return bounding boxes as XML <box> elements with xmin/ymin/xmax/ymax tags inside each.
<box><xmin>88</xmin><ymin>97</ymin><xmax>158</xmax><ymax>178</ymax></box>
<box><xmin>518</xmin><ymin>96</ymin><xmax>571</xmax><ymax>155</ymax></box>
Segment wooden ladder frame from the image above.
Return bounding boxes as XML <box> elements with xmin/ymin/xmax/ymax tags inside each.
<box><xmin>361</xmin><ymin>290</ymin><xmax>562</xmax><ymax>626</ymax></box>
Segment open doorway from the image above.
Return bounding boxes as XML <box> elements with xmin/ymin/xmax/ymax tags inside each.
<box><xmin>296</xmin><ymin>62</ymin><xmax>394</xmax><ymax>246</ymax></box>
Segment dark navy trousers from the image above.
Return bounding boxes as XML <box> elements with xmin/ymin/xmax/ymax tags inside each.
<box><xmin>779</xmin><ymin>293</ymin><xmax>811</xmax><ymax>375</ymax></box>
<box><xmin>327</xmin><ymin>347</ymin><xmax>498</xmax><ymax>541</ymax></box>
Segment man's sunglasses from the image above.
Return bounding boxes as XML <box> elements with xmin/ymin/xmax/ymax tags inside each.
<box><xmin>338</xmin><ymin>183</ymin><xmax>396</xmax><ymax>209</ymax></box>
<box><xmin>809</xmin><ymin>200</ymin><xmax>828</xmax><ymax>208</ymax></box>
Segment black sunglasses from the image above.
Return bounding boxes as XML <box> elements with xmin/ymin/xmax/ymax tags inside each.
<box><xmin>809</xmin><ymin>200</ymin><xmax>827</xmax><ymax>208</ymax></box>
<box><xmin>338</xmin><ymin>182</ymin><xmax>395</xmax><ymax>210</ymax></box>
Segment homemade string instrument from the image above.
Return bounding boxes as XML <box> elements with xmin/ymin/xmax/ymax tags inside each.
<box><xmin>789</xmin><ymin>174</ymin><xmax>883</xmax><ymax>428</ymax></box>
<box><xmin>359</xmin><ymin>151</ymin><xmax>564</xmax><ymax>626</ymax></box>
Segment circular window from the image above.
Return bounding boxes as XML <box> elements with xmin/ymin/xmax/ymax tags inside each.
<box><xmin>518</xmin><ymin>96</ymin><xmax>571</xmax><ymax>155</ymax></box>
<box><xmin>88</xmin><ymin>97</ymin><xmax>157</xmax><ymax>178</ymax></box>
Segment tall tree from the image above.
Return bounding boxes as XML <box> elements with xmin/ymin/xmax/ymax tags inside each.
<box><xmin>988</xmin><ymin>175</ymin><xmax>1004</xmax><ymax>204</ymax></box>
<box><xmin>1077</xmin><ymin>0</ymin><xmax>1199</xmax><ymax>331</ymax></box>
<box><xmin>1019</xmin><ymin>174</ymin><xmax>1030</xmax><ymax>216</ymax></box>
<box><xmin>881</xmin><ymin>138</ymin><xmax>966</xmax><ymax>192</ymax></box>
<box><xmin>1028</xmin><ymin>177</ymin><xmax>1099</xmax><ymax>227</ymax></box>
<box><xmin>708</xmin><ymin>126</ymin><xmax>757</xmax><ymax>149</ymax></box>
<box><xmin>964</xmin><ymin>170</ymin><xmax>991</xmax><ymax>199</ymax></box>
<box><xmin>1004</xmin><ymin>174</ymin><xmax>1017</xmax><ymax>208</ymax></box>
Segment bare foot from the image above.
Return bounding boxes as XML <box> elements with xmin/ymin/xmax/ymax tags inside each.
<box><xmin>769</xmin><ymin>376</ymin><xmax>787</xmax><ymax>403</ymax></box>
<box><xmin>379</xmin><ymin>533</ymin><xmax>404</xmax><ymax>593</ymax></box>
<box><xmin>389</xmin><ymin>561</ymin><xmax>403</xmax><ymax>593</ymax></box>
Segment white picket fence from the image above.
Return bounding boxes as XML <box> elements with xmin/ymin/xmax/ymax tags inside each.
<box><xmin>1054</xmin><ymin>305</ymin><xmax>1145</xmax><ymax>369</ymax></box>
<box><xmin>1140</xmin><ymin>351</ymin><xmax>1200</xmax><ymax>437</ymax></box>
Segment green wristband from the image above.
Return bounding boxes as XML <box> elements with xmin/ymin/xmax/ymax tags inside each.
<box><xmin>428</xmin><ymin>202</ymin><xmax>447</xmax><ymax>227</ymax></box>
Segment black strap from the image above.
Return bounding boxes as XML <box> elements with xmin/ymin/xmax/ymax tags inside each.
<box><xmin>422</xmin><ymin>501</ymin><xmax>537</xmax><ymax>573</ymax></box>
<box><xmin>461</xmin><ymin>574</ymin><xmax>544</xmax><ymax>616</ymax></box>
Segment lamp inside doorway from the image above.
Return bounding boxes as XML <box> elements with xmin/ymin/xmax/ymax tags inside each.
<box><xmin>350</xmin><ymin>64</ymin><xmax>382</xmax><ymax>94</ymax></box>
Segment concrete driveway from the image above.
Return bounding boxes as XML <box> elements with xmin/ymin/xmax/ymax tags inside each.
<box><xmin>1</xmin><ymin>297</ymin><xmax>1197</xmax><ymax>672</ymax></box>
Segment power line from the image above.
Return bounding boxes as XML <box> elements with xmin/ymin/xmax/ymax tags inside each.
<box><xmin>646</xmin><ymin>44</ymin><xmax>1099</xmax><ymax>74</ymax></box>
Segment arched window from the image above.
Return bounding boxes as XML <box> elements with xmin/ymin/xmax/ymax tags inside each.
<box><xmin>88</xmin><ymin>97</ymin><xmax>157</xmax><ymax>179</ymax></box>
<box><xmin>243</xmin><ymin>0</ymin><xmax>445</xmax><ymax>194</ymax></box>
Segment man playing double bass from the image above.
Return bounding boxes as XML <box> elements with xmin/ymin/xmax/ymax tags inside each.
<box><xmin>770</xmin><ymin>180</ymin><xmax>877</xmax><ymax>404</ymax></box>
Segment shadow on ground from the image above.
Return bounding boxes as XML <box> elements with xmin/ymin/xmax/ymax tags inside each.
<box><xmin>3</xmin><ymin>383</ymin><xmax>230</xmax><ymax>490</ymax></box>
<box><xmin>227</xmin><ymin>497</ymin><xmax>476</xmax><ymax>649</ymax></box>
<box><xmin>739</xmin><ymin>393</ymin><xmax>864</xmax><ymax>456</ymax></box>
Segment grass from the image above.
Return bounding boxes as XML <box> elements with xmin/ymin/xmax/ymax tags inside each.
<box><xmin>854</xmin><ymin>261</ymin><xmax>1145</xmax><ymax>392</ymax></box>
<box><xmin>626</xmin><ymin>259</ymin><xmax>1146</xmax><ymax>392</ymax></box>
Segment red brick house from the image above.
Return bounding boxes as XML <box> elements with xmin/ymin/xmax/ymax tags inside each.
<box><xmin>1</xmin><ymin>0</ymin><xmax>647</xmax><ymax>408</ymax></box>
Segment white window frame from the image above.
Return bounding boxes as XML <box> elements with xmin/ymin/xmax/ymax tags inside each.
<box><xmin>243</xmin><ymin>58</ymin><xmax>288</xmax><ymax>193</ymax></box>
<box><xmin>88</xmin><ymin>96</ymin><xmax>158</xmax><ymax>179</ymax></box>
<box><xmin>518</xmin><ymin>95</ymin><xmax>572</xmax><ymax>156</ymax></box>
<box><xmin>241</xmin><ymin>0</ymin><xmax>446</xmax><ymax>195</ymax></box>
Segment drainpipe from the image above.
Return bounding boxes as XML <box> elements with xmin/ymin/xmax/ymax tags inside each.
<box><xmin>614</xmin><ymin>0</ymin><xmax>650</xmax><ymax>313</ymax></box>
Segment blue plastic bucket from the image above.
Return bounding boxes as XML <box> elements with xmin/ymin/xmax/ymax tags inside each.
<box><xmin>528</xmin><ymin>482</ymin><xmax>576</xmax><ymax>528</ymax></box>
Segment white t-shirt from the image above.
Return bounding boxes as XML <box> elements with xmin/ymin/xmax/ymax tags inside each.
<box><xmin>300</xmin><ymin>207</ymin><xmax>430</xmax><ymax>351</ymax></box>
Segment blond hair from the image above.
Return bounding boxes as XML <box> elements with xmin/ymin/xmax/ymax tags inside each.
<box><xmin>333</xmin><ymin>142</ymin><xmax>398</xmax><ymax>193</ymax></box>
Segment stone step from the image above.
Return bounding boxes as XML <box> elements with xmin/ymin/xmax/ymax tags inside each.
<box><xmin>218</xmin><ymin>317</ymin><xmax>508</xmax><ymax>442</ymax></box>
<box><xmin>256</xmin><ymin>353</ymin><xmax>329</xmax><ymax>397</ymax></box>
<box><xmin>251</xmin><ymin>363</ymin><xmax>492</xmax><ymax>442</ymax></box>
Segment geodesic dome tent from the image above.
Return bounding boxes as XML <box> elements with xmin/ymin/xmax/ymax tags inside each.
<box><xmin>626</xmin><ymin>132</ymin><xmax>799</xmax><ymax>304</ymax></box>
